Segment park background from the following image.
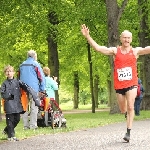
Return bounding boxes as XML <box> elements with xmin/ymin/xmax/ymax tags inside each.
<box><xmin>0</xmin><ymin>0</ymin><xmax>150</xmax><ymax>120</ymax></box>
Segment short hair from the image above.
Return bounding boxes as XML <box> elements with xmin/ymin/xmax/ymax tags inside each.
<box><xmin>120</xmin><ymin>30</ymin><xmax>132</xmax><ymax>37</ymax></box>
<box><xmin>43</xmin><ymin>67</ymin><xmax>50</xmax><ymax>76</ymax></box>
<box><xmin>4</xmin><ymin>65</ymin><xmax>14</xmax><ymax>73</ymax></box>
<box><xmin>27</xmin><ymin>50</ymin><xmax>37</xmax><ymax>60</ymax></box>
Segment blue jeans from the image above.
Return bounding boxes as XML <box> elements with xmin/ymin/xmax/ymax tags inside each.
<box><xmin>134</xmin><ymin>97</ymin><xmax>142</xmax><ymax>116</ymax></box>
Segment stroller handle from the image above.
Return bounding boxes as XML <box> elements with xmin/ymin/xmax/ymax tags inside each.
<box><xmin>40</xmin><ymin>91</ymin><xmax>48</xmax><ymax>97</ymax></box>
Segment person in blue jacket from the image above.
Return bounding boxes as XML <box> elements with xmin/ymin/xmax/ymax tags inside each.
<box><xmin>18</xmin><ymin>50</ymin><xmax>46</xmax><ymax>130</ymax></box>
<box><xmin>134</xmin><ymin>78</ymin><xmax>144</xmax><ymax>116</ymax></box>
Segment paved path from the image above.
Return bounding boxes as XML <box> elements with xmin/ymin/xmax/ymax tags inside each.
<box><xmin>0</xmin><ymin>119</ymin><xmax>150</xmax><ymax>150</ymax></box>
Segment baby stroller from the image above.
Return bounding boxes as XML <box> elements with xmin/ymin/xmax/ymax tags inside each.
<box><xmin>37</xmin><ymin>93</ymin><xmax>67</xmax><ymax>129</ymax></box>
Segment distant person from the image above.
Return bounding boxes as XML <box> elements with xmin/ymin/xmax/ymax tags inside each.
<box><xmin>18</xmin><ymin>50</ymin><xmax>46</xmax><ymax>130</ymax></box>
<box><xmin>134</xmin><ymin>78</ymin><xmax>144</xmax><ymax>116</ymax></box>
<box><xmin>43</xmin><ymin>67</ymin><xmax>58</xmax><ymax>99</ymax></box>
<box><xmin>1</xmin><ymin>65</ymin><xmax>40</xmax><ymax>141</ymax></box>
<box><xmin>42</xmin><ymin>67</ymin><xmax>58</xmax><ymax>126</ymax></box>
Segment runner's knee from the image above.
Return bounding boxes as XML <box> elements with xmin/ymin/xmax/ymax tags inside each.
<box><xmin>127</xmin><ymin>105</ymin><xmax>134</xmax><ymax>111</ymax></box>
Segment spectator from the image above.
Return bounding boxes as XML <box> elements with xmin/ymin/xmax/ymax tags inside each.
<box><xmin>42</xmin><ymin>67</ymin><xmax>58</xmax><ymax>126</ymax></box>
<box><xmin>1</xmin><ymin>65</ymin><xmax>40</xmax><ymax>141</ymax></box>
<box><xmin>43</xmin><ymin>67</ymin><xmax>58</xmax><ymax>99</ymax></box>
<box><xmin>18</xmin><ymin>50</ymin><xmax>45</xmax><ymax>130</ymax></box>
<box><xmin>134</xmin><ymin>78</ymin><xmax>144</xmax><ymax>116</ymax></box>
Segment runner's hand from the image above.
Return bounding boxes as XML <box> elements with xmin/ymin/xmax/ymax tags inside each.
<box><xmin>81</xmin><ymin>24</ymin><xmax>90</xmax><ymax>38</ymax></box>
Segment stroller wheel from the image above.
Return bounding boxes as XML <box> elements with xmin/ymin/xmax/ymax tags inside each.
<box><xmin>58</xmin><ymin>116</ymin><xmax>62</xmax><ymax>128</ymax></box>
<box><xmin>62</xmin><ymin>124</ymin><xmax>67</xmax><ymax>128</ymax></box>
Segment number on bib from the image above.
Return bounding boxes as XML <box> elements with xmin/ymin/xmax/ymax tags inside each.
<box><xmin>117</xmin><ymin>67</ymin><xmax>132</xmax><ymax>81</ymax></box>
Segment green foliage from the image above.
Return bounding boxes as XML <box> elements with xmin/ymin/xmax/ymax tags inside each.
<box><xmin>79</xmin><ymin>91</ymin><xmax>91</xmax><ymax>104</ymax></box>
<box><xmin>119</xmin><ymin>0</ymin><xmax>139</xmax><ymax>47</ymax></box>
<box><xmin>0</xmin><ymin>0</ymin><xmax>50</xmax><ymax>83</ymax></box>
<box><xmin>0</xmin><ymin>0</ymin><xmax>110</xmax><ymax>97</ymax></box>
<box><xmin>0</xmin><ymin>0</ymin><xmax>147</xmax><ymax>104</ymax></box>
<box><xmin>58</xmin><ymin>0</ymin><xmax>109</xmax><ymax>99</ymax></box>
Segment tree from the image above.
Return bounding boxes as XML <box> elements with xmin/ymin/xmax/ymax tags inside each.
<box><xmin>47</xmin><ymin>11</ymin><xmax>60</xmax><ymax>103</ymax></box>
<box><xmin>73</xmin><ymin>71</ymin><xmax>79</xmax><ymax>109</ymax></box>
<box><xmin>105</xmin><ymin>0</ymin><xmax>128</xmax><ymax>113</ymax></box>
<box><xmin>0</xmin><ymin>0</ymin><xmax>141</xmax><ymax>113</ymax></box>
<box><xmin>0</xmin><ymin>99</ymin><xmax>1</xmax><ymax>122</ymax></box>
<box><xmin>87</xmin><ymin>43</ymin><xmax>95</xmax><ymax>112</ymax></box>
<box><xmin>94</xmin><ymin>75</ymin><xmax>99</xmax><ymax>108</ymax></box>
<box><xmin>138</xmin><ymin>0</ymin><xmax>150</xmax><ymax>110</ymax></box>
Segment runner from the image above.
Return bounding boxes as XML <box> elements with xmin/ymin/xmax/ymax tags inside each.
<box><xmin>81</xmin><ymin>24</ymin><xmax>150</xmax><ymax>142</ymax></box>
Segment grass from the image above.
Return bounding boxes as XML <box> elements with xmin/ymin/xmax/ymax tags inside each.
<box><xmin>1</xmin><ymin>109</ymin><xmax>150</xmax><ymax>143</ymax></box>
<box><xmin>59</xmin><ymin>102</ymin><xmax>108</xmax><ymax>110</ymax></box>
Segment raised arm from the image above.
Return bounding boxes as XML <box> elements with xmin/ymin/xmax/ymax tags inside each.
<box><xmin>136</xmin><ymin>46</ymin><xmax>150</xmax><ymax>55</ymax></box>
<box><xmin>51</xmin><ymin>77</ymin><xmax>58</xmax><ymax>90</ymax></box>
<box><xmin>81</xmin><ymin>24</ymin><xmax>115</xmax><ymax>55</ymax></box>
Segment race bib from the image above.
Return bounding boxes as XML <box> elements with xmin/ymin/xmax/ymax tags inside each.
<box><xmin>117</xmin><ymin>67</ymin><xmax>132</xmax><ymax>81</ymax></box>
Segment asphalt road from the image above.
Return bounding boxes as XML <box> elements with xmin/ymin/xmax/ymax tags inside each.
<box><xmin>0</xmin><ymin>119</ymin><xmax>150</xmax><ymax>150</ymax></box>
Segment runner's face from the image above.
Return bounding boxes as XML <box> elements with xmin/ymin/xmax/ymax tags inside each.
<box><xmin>120</xmin><ymin>32</ymin><xmax>132</xmax><ymax>47</ymax></box>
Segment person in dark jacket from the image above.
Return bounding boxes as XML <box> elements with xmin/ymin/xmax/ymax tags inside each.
<box><xmin>134</xmin><ymin>78</ymin><xmax>144</xmax><ymax>116</ymax></box>
<box><xmin>1</xmin><ymin>65</ymin><xmax>40</xmax><ymax>141</ymax></box>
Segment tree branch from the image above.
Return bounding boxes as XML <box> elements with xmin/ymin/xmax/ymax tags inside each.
<box><xmin>117</xmin><ymin>0</ymin><xmax>129</xmax><ymax>23</ymax></box>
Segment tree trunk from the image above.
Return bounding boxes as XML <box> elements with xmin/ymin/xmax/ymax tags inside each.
<box><xmin>138</xmin><ymin>0</ymin><xmax>150</xmax><ymax>110</ymax></box>
<box><xmin>94</xmin><ymin>75</ymin><xmax>99</xmax><ymax>108</ymax></box>
<box><xmin>142</xmin><ymin>55</ymin><xmax>150</xmax><ymax>109</ymax></box>
<box><xmin>107</xmin><ymin>79</ymin><xmax>111</xmax><ymax>107</ymax></box>
<box><xmin>105</xmin><ymin>0</ymin><xmax>121</xmax><ymax>113</ymax></box>
<box><xmin>47</xmin><ymin>11</ymin><xmax>60</xmax><ymax>104</ymax></box>
<box><xmin>105</xmin><ymin>0</ymin><xmax>128</xmax><ymax>113</ymax></box>
<box><xmin>87</xmin><ymin>43</ymin><xmax>95</xmax><ymax>113</ymax></box>
<box><xmin>73</xmin><ymin>71</ymin><xmax>79</xmax><ymax>109</ymax></box>
<box><xmin>0</xmin><ymin>98</ymin><xmax>2</xmax><ymax>122</ymax></box>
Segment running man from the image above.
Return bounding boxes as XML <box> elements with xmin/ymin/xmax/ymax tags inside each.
<box><xmin>81</xmin><ymin>24</ymin><xmax>150</xmax><ymax>142</ymax></box>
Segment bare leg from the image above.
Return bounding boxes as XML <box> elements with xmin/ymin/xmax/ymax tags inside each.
<box><xmin>123</xmin><ymin>87</ymin><xmax>137</xmax><ymax>142</ymax></box>
<box><xmin>116</xmin><ymin>93</ymin><xmax>127</xmax><ymax>114</ymax></box>
<box><xmin>125</xmin><ymin>87</ymin><xmax>137</xmax><ymax>129</ymax></box>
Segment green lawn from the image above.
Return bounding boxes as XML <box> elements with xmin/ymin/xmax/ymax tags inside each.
<box><xmin>1</xmin><ymin>109</ymin><xmax>150</xmax><ymax>143</ymax></box>
<box><xmin>59</xmin><ymin>102</ymin><xmax>109</xmax><ymax>110</ymax></box>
